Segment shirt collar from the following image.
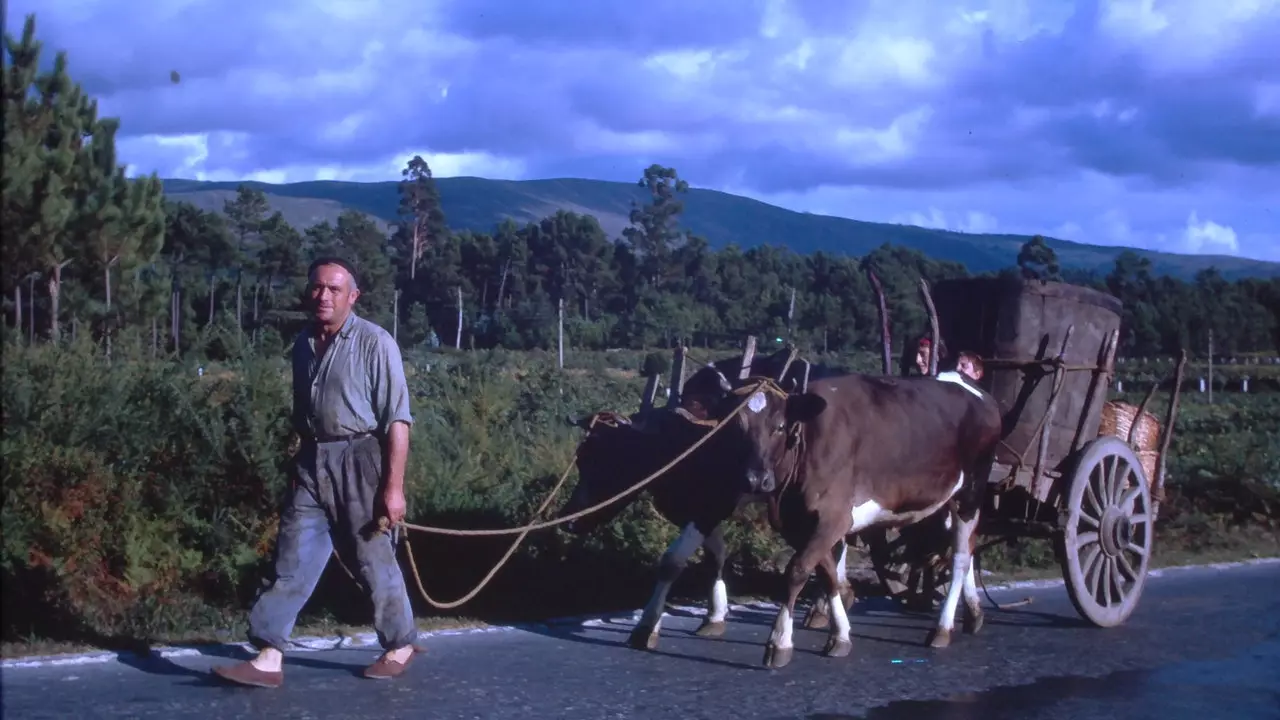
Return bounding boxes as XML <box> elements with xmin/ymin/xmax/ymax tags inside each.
<box><xmin>310</xmin><ymin>311</ymin><xmax>359</xmax><ymax>348</ymax></box>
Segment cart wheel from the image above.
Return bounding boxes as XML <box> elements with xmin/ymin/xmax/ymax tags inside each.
<box><xmin>1059</xmin><ymin>435</ymin><xmax>1154</xmax><ymax>628</ymax></box>
<box><xmin>865</xmin><ymin>511</ymin><xmax>952</xmax><ymax>611</ymax></box>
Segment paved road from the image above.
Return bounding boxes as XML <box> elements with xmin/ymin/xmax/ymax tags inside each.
<box><xmin>3</xmin><ymin>562</ymin><xmax>1279</xmax><ymax>720</ymax></box>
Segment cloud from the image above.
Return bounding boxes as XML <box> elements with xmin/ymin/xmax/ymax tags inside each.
<box><xmin>8</xmin><ymin>0</ymin><xmax>1280</xmax><ymax>263</ymax></box>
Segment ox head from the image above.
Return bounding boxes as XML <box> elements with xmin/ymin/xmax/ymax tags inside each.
<box><xmin>555</xmin><ymin>413</ymin><xmax>654</xmax><ymax>535</ymax></box>
<box><xmin>709</xmin><ymin>379</ymin><xmax>827</xmax><ymax>495</ymax></box>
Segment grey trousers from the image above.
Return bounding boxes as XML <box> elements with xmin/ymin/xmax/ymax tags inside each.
<box><xmin>247</xmin><ymin>434</ymin><xmax>420</xmax><ymax>652</ymax></box>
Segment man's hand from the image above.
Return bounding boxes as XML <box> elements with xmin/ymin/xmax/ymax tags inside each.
<box><xmin>381</xmin><ymin>485</ymin><xmax>407</xmax><ymax>525</ymax></box>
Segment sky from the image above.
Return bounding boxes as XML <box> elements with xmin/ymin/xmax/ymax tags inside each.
<box><xmin>8</xmin><ymin>0</ymin><xmax>1280</xmax><ymax>262</ymax></box>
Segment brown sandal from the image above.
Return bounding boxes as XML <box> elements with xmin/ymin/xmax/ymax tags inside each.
<box><xmin>211</xmin><ymin>661</ymin><xmax>284</xmax><ymax>688</ymax></box>
<box><xmin>362</xmin><ymin>648</ymin><xmax>418</xmax><ymax>680</ymax></box>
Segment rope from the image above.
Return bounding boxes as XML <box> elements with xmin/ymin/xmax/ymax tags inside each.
<box><xmin>343</xmin><ymin>376</ymin><xmax>783</xmax><ymax>609</ymax></box>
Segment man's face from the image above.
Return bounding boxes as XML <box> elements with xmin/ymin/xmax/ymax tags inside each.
<box><xmin>308</xmin><ymin>264</ymin><xmax>359</xmax><ymax>326</ymax></box>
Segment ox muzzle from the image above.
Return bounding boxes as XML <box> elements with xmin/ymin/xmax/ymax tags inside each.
<box><xmin>746</xmin><ymin>467</ymin><xmax>777</xmax><ymax>494</ymax></box>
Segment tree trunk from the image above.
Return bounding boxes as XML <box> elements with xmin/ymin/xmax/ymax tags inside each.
<box><xmin>47</xmin><ymin>262</ymin><xmax>67</xmax><ymax>343</ymax></box>
<box><xmin>208</xmin><ymin>282</ymin><xmax>215</xmax><ymax>326</ymax></box>
<box><xmin>253</xmin><ymin>283</ymin><xmax>261</xmax><ymax>345</ymax></box>
<box><xmin>27</xmin><ymin>275</ymin><xmax>35</xmax><ymax>344</ymax></box>
<box><xmin>13</xmin><ymin>285</ymin><xmax>21</xmax><ymax>332</ymax></box>
<box><xmin>104</xmin><ymin>262</ymin><xmax>113</xmax><ymax>361</ymax></box>
<box><xmin>455</xmin><ymin>286</ymin><xmax>463</xmax><ymax>349</ymax></box>
<box><xmin>236</xmin><ymin>276</ymin><xmax>243</xmax><ymax>333</ymax></box>
<box><xmin>495</xmin><ymin>260</ymin><xmax>510</xmax><ymax>314</ymax></box>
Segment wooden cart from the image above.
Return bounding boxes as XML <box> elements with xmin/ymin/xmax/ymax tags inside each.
<box><xmin>863</xmin><ymin>277</ymin><xmax>1187</xmax><ymax>628</ymax></box>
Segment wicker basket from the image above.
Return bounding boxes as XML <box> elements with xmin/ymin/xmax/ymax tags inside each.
<box><xmin>1099</xmin><ymin>401</ymin><xmax>1161</xmax><ymax>485</ymax></box>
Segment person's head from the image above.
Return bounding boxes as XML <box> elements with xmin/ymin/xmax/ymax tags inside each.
<box><xmin>956</xmin><ymin>351</ymin><xmax>984</xmax><ymax>381</ymax></box>
<box><xmin>914</xmin><ymin>336</ymin><xmax>948</xmax><ymax>375</ymax></box>
<box><xmin>307</xmin><ymin>257</ymin><xmax>360</xmax><ymax>329</ymax></box>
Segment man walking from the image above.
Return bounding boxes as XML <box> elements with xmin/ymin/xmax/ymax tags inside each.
<box><xmin>213</xmin><ymin>257</ymin><xmax>421</xmax><ymax>688</ymax></box>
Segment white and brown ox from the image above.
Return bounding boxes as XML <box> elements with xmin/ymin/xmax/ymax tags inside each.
<box><xmin>705</xmin><ymin>369</ymin><xmax>1003</xmax><ymax>669</ymax></box>
<box><xmin>555</xmin><ymin>361</ymin><xmax>853</xmax><ymax>651</ymax></box>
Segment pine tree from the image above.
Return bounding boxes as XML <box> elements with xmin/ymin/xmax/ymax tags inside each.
<box><xmin>2</xmin><ymin>14</ymin><xmax>120</xmax><ymax>342</ymax></box>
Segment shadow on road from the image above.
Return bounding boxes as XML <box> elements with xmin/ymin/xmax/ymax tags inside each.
<box><xmin>112</xmin><ymin>642</ymin><xmax>367</xmax><ymax>687</ymax></box>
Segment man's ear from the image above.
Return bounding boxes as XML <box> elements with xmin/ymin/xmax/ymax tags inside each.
<box><xmin>786</xmin><ymin>393</ymin><xmax>826</xmax><ymax>423</ymax></box>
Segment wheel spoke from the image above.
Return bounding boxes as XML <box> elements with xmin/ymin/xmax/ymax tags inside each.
<box><xmin>1085</xmin><ymin>468</ymin><xmax>1105</xmax><ymax>518</ymax></box>
<box><xmin>1083</xmin><ymin>544</ymin><xmax>1104</xmax><ymax>596</ymax></box>
<box><xmin>1099</xmin><ymin>557</ymin><xmax>1113</xmax><ymax>606</ymax></box>
<box><xmin>1105</xmin><ymin>458</ymin><xmax>1126</xmax><ymax>506</ymax></box>
<box><xmin>1124</xmin><ymin>541</ymin><xmax>1149</xmax><ymax>558</ymax></box>
<box><xmin>1129</xmin><ymin>513</ymin><xmax>1151</xmax><ymax>527</ymax></box>
<box><xmin>1115</xmin><ymin>551</ymin><xmax>1139</xmax><ymax>582</ymax></box>
<box><xmin>1078</xmin><ymin>512</ymin><xmax>1099</xmax><ymax>530</ymax></box>
<box><xmin>1119</xmin><ymin>485</ymin><xmax>1143</xmax><ymax>512</ymax></box>
<box><xmin>1074</xmin><ymin>531</ymin><xmax>1099</xmax><ymax>552</ymax></box>
<box><xmin>1107</xmin><ymin>556</ymin><xmax>1130</xmax><ymax>604</ymax></box>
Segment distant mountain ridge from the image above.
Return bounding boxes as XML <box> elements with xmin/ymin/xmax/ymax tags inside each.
<box><xmin>159</xmin><ymin>177</ymin><xmax>1280</xmax><ymax>281</ymax></box>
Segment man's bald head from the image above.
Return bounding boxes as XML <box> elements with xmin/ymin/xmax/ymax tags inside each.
<box><xmin>307</xmin><ymin>257</ymin><xmax>361</xmax><ymax>331</ymax></box>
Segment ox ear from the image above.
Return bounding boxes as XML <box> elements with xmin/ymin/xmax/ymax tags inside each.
<box><xmin>785</xmin><ymin>393</ymin><xmax>826</xmax><ymax>423</ymax></box>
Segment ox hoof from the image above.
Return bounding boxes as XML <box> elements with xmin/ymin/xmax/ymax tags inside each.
<box><xmin>694</xmin><ymin>620</ymin><xmax>726</xmax><ymax>638</ymax></box>
<box><xmin>628</xmin><ymin>626</ymin><xmax>659</xmax><ymax>650</ymax></box>
<box><xmin>822</xmin><ymin>636</ymin><xmax>853</xmax><ymax>658</ymax></box>
<box><xmin>762</xmin><ymin>643</ymin><xmax>794</xmax><ymax>669</ymax></box>
<box><xmin>963</xmin><ymin>611</ymin><xmax>985</xmax><ymax>635</ymax></box>
<box><xmin>927</xmin><ymin>628</ymin><xmax>952</xmax><ymax>649</ymax></box>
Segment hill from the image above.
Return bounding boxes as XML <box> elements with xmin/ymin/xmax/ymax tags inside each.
<box><xmin>159</xmin><ymin>177</ymin><xmax>1280</xmax><ymax>281</ymax></box>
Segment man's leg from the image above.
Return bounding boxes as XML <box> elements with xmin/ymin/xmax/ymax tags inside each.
<box><xmin>213</xmin><ymin>469</ymin><xmax>333</xmax><ymax>687</ymax></box>
<box><xmin>332</xmin><ymin>436</ymin><xmax>420</xmax><ymax>677</ymax></box>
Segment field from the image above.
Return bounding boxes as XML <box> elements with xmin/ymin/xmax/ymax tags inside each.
<box><xmin>1</xmin><ymin>338</ymin><xmax>1277</xmax><ymax>659</ymax></box>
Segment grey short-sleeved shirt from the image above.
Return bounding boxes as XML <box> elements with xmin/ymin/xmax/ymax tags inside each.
<box><xmin>291</xmin><ymin>312</ymin><xmax>414</xmax><ymax>439</ymax></box>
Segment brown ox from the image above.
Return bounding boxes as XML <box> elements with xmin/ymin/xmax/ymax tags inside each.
<box><xmin>707</xmin><ymin>369</ymin><xmax>1003</xmax><ymax>669</ymax></box>
<box><xmin>555</xmin><ymin>362</ymin><xmax>853</xmax><ymax>650</ymax></box>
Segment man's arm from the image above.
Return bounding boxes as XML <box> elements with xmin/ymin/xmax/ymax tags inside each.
<box><xmin>383</xmin><ymin>420</ymin><xmax>410</xmax><ymax>494</ymax></box>
<box><xmin>370</xmin><ymin>331</ymin><xmax>414</xmax><ymax>523</ymax></box>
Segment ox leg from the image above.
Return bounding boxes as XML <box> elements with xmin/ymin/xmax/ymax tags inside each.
<box><xmin>694</xmin><ymin>525</ymin><xmax>729</xmax><ymax>638</ymax></box>
<box><xmin>630</xmin><ymin>522</ymin><xmax>705</xmax><ymax>651</ymax></box>
<box><xmin>817</xmin><ymin>550</ymin><xmax>854</xmax><ymax>658</ymax></box>
<box><xmin>764</xmin><ymin>540</ymin><xmax>828</xmax><ymax>669</ymax></box>
<box><xmin>805</xmin><ymin>539</ymin><xmax>854</xmax><ymax>630</ymax></box>
<box><xmin>928</xmin><ymin>476</ymin><xmax>984</xmax><ymax>649</ymax></box>
<box><xmin>960</xmin><ymin>523</ymin><xmax>984</xmax><ymax>635</ymax></box>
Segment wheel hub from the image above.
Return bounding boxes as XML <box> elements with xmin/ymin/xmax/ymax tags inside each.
<box><xmin>1099</xmin><ymin>508</ymin><xmax>1132</xmax><ymax>557</ymax></box>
